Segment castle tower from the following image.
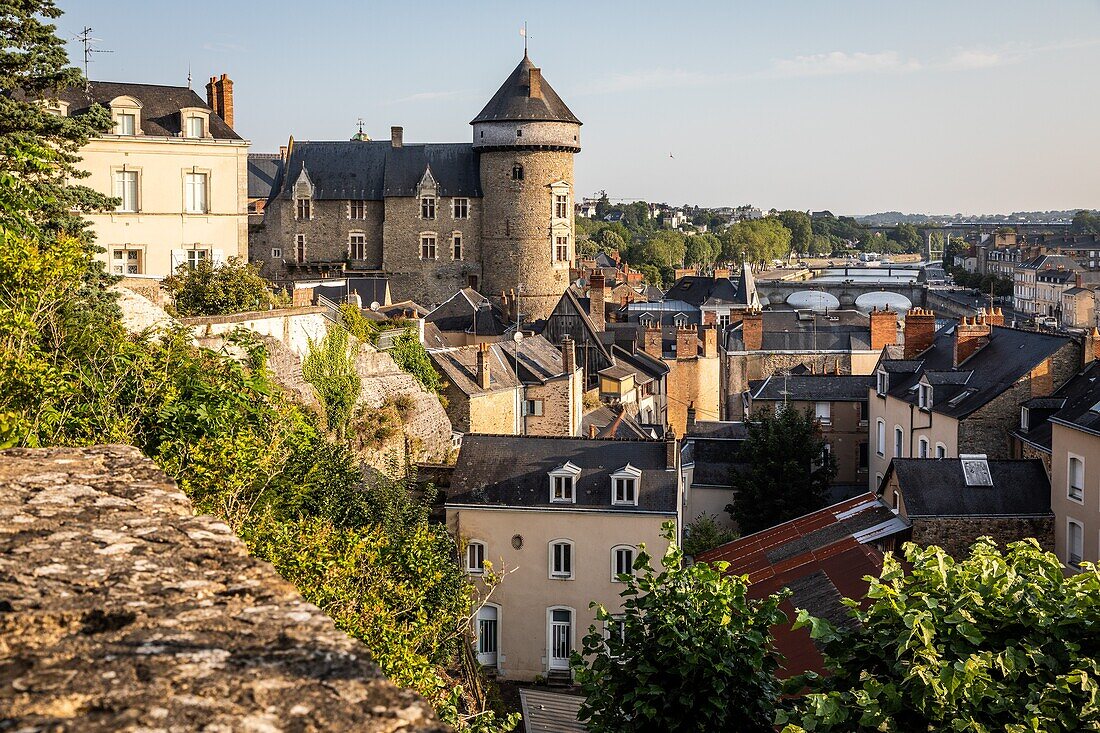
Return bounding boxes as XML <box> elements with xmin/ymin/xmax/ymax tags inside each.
<box><xmin>473</xmin><ymin>55</ymin><xmax>581</xmax><ymax>322</ymax></box>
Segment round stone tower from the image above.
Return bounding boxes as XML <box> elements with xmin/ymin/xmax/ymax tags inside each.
<box><xmin>473</xmin><ymin>55</ymin><xmax>581</xmax><ymax>323</ymax></box>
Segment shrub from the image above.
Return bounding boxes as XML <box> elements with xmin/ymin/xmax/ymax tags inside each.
<box><xmin>682</xmin><ymin>513</ymin><xmax>738</xmax><ymax>557</ymax></box>
<box><xmin>302</xmin><ymin>326</ymin><xmax>361</xmax><ymax>440</ymax></box>
<box><xmin>391</xmin><ymin>328</ymin><xmax>444</xmax><ymax>395</ymax></box>
<box><xmin>163</xmin><ymin>257</ymin><xmax>274</xmax><ymax>316</ymax></box>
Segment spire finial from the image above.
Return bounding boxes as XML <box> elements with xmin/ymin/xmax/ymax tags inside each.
<box><xmin>521</xmin><ymin>22</ymin><xmax>528</xmax><ymax>56</ymax></box>
<box><xmin>187</xmin><ymin>64</ymin><xmax>192</xmax><ymax>90</ymax></box>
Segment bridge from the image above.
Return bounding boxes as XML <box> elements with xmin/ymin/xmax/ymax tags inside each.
<box><xmin>758</xmin><ymin>279</ymin><xmax>928</xmax><ymax>309</ymax></box>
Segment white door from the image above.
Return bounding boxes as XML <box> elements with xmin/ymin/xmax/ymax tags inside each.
<box><xmin>477</xmin><ymin>606</ymin><xmax>498</xmax><ymax>667</ymax></box>
<box><xmin>550</xmin><ymin>609</ymin><xmax>572</xmax><ymax>670</ymax></box>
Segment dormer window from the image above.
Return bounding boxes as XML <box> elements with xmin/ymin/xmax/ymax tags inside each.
<box><xmin>876</xmin><ymin>369</ymin><xmax>888</xmax><ymax>396</ymax></box>
<box><xmin>109</xmin><ymin>95</ymin><xmax>142</xmax><ymax>136</ymax></box>
<box><xmin>610</xmin><ymin>465</ymin><xmax>641</xmax><ymax>506</ymax></box>
<box><xmin>186</xmin><ymin>116</ymin><xmax>204</xmax><ymax>138</ymax></box>
<box><xmin>117</xmin><ymin>113</ymin><xmax>136</xmax><ymax>135</ymax></box>
<box><xmin>421</xmin><ymin>196</ymin><xmax>436</xmax><ymax>219</ymax></box>
<box><xmin>179</xmin><ymin>107</ymin><xmax>211</xmax><ymax>139</ymax></box>
<box><xmin>918</xmin><ymin>383</ymin><xmax>932</xmax><ymax>410</ymax></box>
<box><xmin>1020</xmin><ymin>407</ymin><xmax>1029</xmax><ymax>431</ymax></box>
<box><xmin>554</xmin><ymin>193</ymin><xmax>569</xmax><ymax>219</ymax></box>
<box><xmin>549</xmin><ymin>461</ymin><xmax>581</xmax><ymax>503</ymax></box>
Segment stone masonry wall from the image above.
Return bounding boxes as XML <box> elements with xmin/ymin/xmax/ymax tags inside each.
<box><xmin>724</xmin><ymin>352</ymin><xmax>854</xmax><ymax>419</ymax></box>
<box><xmin>910</xmin><ymin>515</ymin><xmax>1055</xmax><ymax>558</ymax></box>
<box><xmin>0</xmin><ymin>445</ymin><xmax>445</xmax><ymax>732</ymax></box>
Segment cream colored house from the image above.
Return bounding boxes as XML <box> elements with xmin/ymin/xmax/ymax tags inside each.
<box><xmin>446</xmin><ymin>434</ymin><xmax>680</xmax><ymax>680</ymax></box>
<box><xmin>51</xmin><ymin>77</ymin><xmax>247</xmax><ymax>278</ymax></box>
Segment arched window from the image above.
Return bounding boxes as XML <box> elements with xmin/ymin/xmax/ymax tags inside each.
<box><xmin>512</xmin><ymin>163</ymin><xmax>524</xmax><ymax>181</ymax></box>
<box><xmin>935</xmin><ymin>443</ymin><xmax>947</xmax><ymax>459</ymax></box>
<box><xmin>876</xmin><ymin>419</ymin><xmax>886</xmax><ymax>457</ymax></box>
<box><xmin>465</xmin><ymin>540</ymin><xmax>486</xmax><ymax>574</ymax></box>
<box><xmin>611</xmin><ymin>545</ymin><xmax>636</xmax><ymax>581</ymax></box>
<box><xmin>894</xmin><ymin>426</ymin><xmax>904</xmax><ymax>457</ymax></box>
<box><xmin>549</xmin><ymin>539</ymin><xmax>574</xmax><ymax>579</ymax></box>
<box><xmin>918</xmin><ymin>437</ymin><xmax>929</xmax><ymax>459</ymax></box>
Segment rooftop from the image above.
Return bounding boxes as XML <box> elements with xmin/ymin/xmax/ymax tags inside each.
<box><xmin>54</xmin><ymin>81</ymin><xmax>241</xmax><ymax>140</ymax></box>
<box><xmin>750</xmin><ymin>374</ymin><xmax>874</xmax><ymax>402</ymax></box>
<box><xmin>471</xmin><ymin>55</ymin><xmax>581</xmax><ymax>125</ymax></box>
<box><xmin>885</xmin><ymin>457</ymin><xmax>1051</xmax><ymax>517</ymax></box>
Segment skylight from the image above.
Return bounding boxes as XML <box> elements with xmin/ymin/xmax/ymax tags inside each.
<box><xmin>960</xmin><ymin>454</ymin><xmax>993</xmax><ymax>487</ymax></box>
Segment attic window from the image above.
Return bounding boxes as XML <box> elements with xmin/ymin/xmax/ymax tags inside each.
<box><xmin>549</xmin><ymin>461</ymin><xmax>581</xmax><ymax>503</ymax></box>
<box><xmin>610</xmin><ymin>465</ymin><xmax>642</xmax><ymax>506</ymax></box>
<box><xmin>960</xmin><ymin>454</ymin><xmax>993</xmax><ymax>487</ymax></box>
<box><xmin>876</xmin><ymin>369</ymin><xmax>888</xmax><ymax>396</ymax></box>
<box><xmin>947</xmin><ymin>389</ymin><xmax>975</xmax><ymax>407</ymax></box>
<box><xmin>918</xmin><ymin>383</ymin><xmax>932</xmax><ymax>410</ymax></box>
<box><xmin>1020</xmin><ymin>407</ymin><xmax>1029</xmax><ymax>431</ymax></box>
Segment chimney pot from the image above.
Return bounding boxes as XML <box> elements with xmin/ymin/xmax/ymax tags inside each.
<box><xmin>391</xmin><ymin>126</ymin><xmax>403</xmax><ymax>147</ymax></box>
<box><xmin>903</xmin><ymin>307</ymin><xmax>936</xmax><ymax>359</ymax></box>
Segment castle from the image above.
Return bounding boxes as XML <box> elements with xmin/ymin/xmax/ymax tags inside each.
<box><xmin>250</xmin><ymin>55</ymin><xmax>581</xmax><ymax>322</ymax></box>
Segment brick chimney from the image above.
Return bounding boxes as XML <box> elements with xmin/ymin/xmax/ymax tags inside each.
<box><xmin>702</xmin><ymin>310</ymin><xmax>716</xmax><ymax>326</ymax></box>
<box><xmin>903</xmin><ymin>307</ymin><xmax>936</xmax><ymax>359</ymax></box>
<box><xmin>561</xmin><ymin>335</ymin><xmax>576</xmax><ymax>375</ymax></box>
<box><xmin>702</xmin><ymin>325</ymin><xmax>718</xmax><ymax>358</ymax></box>
<box><xmin>589</xmin><ymin>272</ymin><xmax>606</xmax><ymax>332</ymax></box>
<box><xmin>588</xmin><ymin>423</ymin><xmax>598</xmax><ymax>438</ymax></box>
<box><xmin>676</xmin><ymin>325</ymin><xmax>697</xmax><ymax>360</ymax></box>
<box><xmin>714</xmin><ymin>267</ymin><xmax>731</xmax><ymax>280</ymax></box>
<box><xmin>987</xmin><ymin>307</ymin><xmax>1005</xmax><ymax>327</ymax></box>
<box><xmin>686</xmin><ymin>402</ymin><xmax>697</xmax><ymax>428</ymax></box>
<box><xmin>954</xmin><ymin>315</ymin><xmax>992</xmax><ymax>367</ymax></box>
<box><xmin>476</xmin><ymin>343</ymin><xmax>491</xmax><ymax>390</ymax></box>
<box><xmin>1085</xmin><ymin>328</ymin><xmax>1100</xmax><ymax>365</ymax></box>
<box><xmin>391</xmin><ymin>126</ymin><xmax>403</xmax><ymax>148</ymax></box>
<box><xmin>643</xmin><ymin>326</ymin><xmax>663</xmax><ymax>358</ymax></box>
<box><xmin>741</xmin><ymin>310</ymin><xmax>763</xmax><ymax>351</ymax></box>
<box><xmin>205</xmin><ymin>74</ymin><xmax>234</xmax><ymax>128</ymax></box>
<box><xmin>665</xmin><ymin>429</ymin><xmax>678</xmax><ymax>471</ymax></box>
<box><xmin>529</xmin><ymin>68</ymin><xmax>543</xmax><ymax>99</ymax></box>
<box><xmin>869</xmin><ymin>307</ymin><xmax>899</xmax><ymax>351</ymax></box>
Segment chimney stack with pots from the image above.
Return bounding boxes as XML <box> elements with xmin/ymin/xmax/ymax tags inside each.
<box><xmin>954</xmin><ymin>315</ymin><xmax>992</xmax><ymax>367</ymax></box>
<box><xmin>476</xmin><ymin>343</ymin><xmax>491</xmax><ymax>390</ymax></box>
<box><xmin>869</xmin><ymin>307</ymin><xmax>899</xmax><ymax>351</ymax></box>
<box><xmin>561</xmin><ymin>335</ymin><xmax>576</xmax><ymax>375</ymax></box>
<box><xmin>676</xmin><ymin>325</ymin><xmax>697</xmax><ymax>360</ymax></box>
<box><xmin>391</xmin><ymin>126</ymin><xmax>403</xmax><ymax>148</ymax></box>
<box><xmin>589</xmin><ymin>272</ymin><xmax>606</xmax><ymax>332</ymax></box>
<box><xmin>741</xmin><ymin>309</ymin><xmax>763</xmax><ymax>351</ymax></box>
<box><xmin>903</xmin><ymin>307</ymin><xmax>937</xmax><ymax>359</ymax></box>
<box><xmin>205</xmin><ymin>74</ymin><xmax>234</xmax><ymax>128</ymax></box>
<box><xmin>642</xmin><ymin>325</ymin><xmax>663</xmax><ymax>358</ymax></box>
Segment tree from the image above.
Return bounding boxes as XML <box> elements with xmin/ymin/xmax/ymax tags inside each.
<box><xmin>684</xmin><ymin>233</ymin><xmax>720</xmax><ymax>268</ymax></box>
<box><xmin>594</xmin><ymin>190</ymin><xmax>611</xmax><ymax>219</ymax></box>
<box><xmin>1072</xmin><ymin>210</ymin><xmax>1100</xmax><ymax>235</ymax></box>
<box><xmin>637</xmin><ymin>263</ymin><xmax>663</xmax><ymax>287</ymax></box>
<box><xmin>572</xmin><ymin>521</ymin><xmax>787</xmax><ymax>733</ymax></box>
<box><xmin>727</xmin><ymin>404</ymin><xmax>834</xmax><ymax>535</ymax></box>
<box><xmin>890</xmin><ymin>223</ymin><xmax>923</xmax><ymax>253</ymax></box>
<box><xmin>778</xmin><ymin>539</ymin><xmax>1100</xmax><ymax>733</ymax></box>
<box><xmin>302</xmin><ymin>326</ymin><xmax>361</xmax><ymax>440</ymax></box>
<box><xmin>723</xmin><ymin>218</ymin><xmax>792</xmax><ymax>267</ymax></box>
<box><xmin>162</xmin><ymin>257</ymin><xmax>275</xmax><ymax>316</ymax></box>
<box><xmin>682</xmin><ymin>513</ymin><xmax>738</xmax><ymax>556</ymax></box>
<box><xmin>778</xmin><ymin>211</ymin><xmax>813</xmax><ymax>256</ymax></box>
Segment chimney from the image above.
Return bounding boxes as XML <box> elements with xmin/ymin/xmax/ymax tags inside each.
<box><xmin>561</xmin><ymin>335</ymin><xmax>576</xmax><ymax>375</ymax></box>
<box><xmin>216</xmin><ymin>74</ymin><xmax>233</xmax><ymax>128</ymax></box>
<box><xmin>702</xmin><ymin>310</ymin><xmax>716</xmax><ymax>326</ymax></box>
<box><xmin>509</xmin><ymin>288</ymin><xmax>518</xmax><ymax>323</ymax></box>
<box><xmin>205</xmin><ymin>76</ymin><xmax>219</xmax><ymax>120</ymax></box>
<box><xmin>676</xmin><ymin>325</ymin><xmax>697</xmax><ymax>360</ymax></box>
<box><xmin>278</xmin><ymin>145</ymin><xmax>288</xmax><ymax>161</ymax></box>
<box><xmin>714</xmin><ymin>267</ymin><xmax>731</xmax><ymax>280</ymax></box>
<box><xmin>869</xmin><ymin>307</ymin><xmax>899</xmax><ymax>351</ymax></box>
<box><xmin>476</xmin><ymin>343</ymin><xmax>491</xmax><ymax>390</ymax></box>
<box><xmin>986</xmin><ymin>307</ymin><xmax>1005</xmax><ymax>328</ymax></box>
<box><xmin>741</xmin><ymin>309</ymin><xmax>763</xmax><ymax>351</ymax></box>
<box><xmin>903</xmin><ymin>307</ymin><xmax>936</xmax><ymax>359</ymax></box>
<box><xmin>954</xmin><ymin>315</ymin><xmax>992</xmax><ymax>367</ymax></box>
<box><xmin>588</xmin><ymin>423</ymin><xmax>598</xmax><ymax>438</ymax></box>
<box><xmin>528</xmin><ymin>67</ymin><xmax>543</xmax><ymax>99</ymax></box>
<box><xmin>642</xmin><ymin>325</ymin><xmax>663</xmax><ymax>358</ymax></box>
<box><xmin>686</xmin><ymin>402</ymin><xmax>697</xmax><ymax>429</ymax></box>
<box><xmin>1085</xmin><ymin>328</ymin><xmax>1100</xmax><ymax>365</ymax></box>
<box><xmin>702</xmin><ymin>325</ymin><xmax>718</xmax><ymax>358</ymax></box>
<box><xmin>665</xmin><ymin>429</ymin><xmax>678</xmax><ymax>470</ymax></box>
<box><xmin>589</xmin><ymin>272</ymin><xmax>606</xmax><ymax>332</ymax></box>
<box><xmin>391</xmin><ymin>126</ymin><xmax>403</xmax><ymax>148</ymax></box>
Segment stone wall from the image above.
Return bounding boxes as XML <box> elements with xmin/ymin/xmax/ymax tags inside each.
<box><xmin>182</xmin><ymin>306</ymin><xmax>329</xmax><ymax>358</ymax></box>
<box><xmin>468</xmin><ymin>388</ymin><xmax>519</xmax><ymax>435</ymax></box>
<box><xmin>910</xmin><ymin>515</ymin><xmax>1055</xmax><ymax>557</ymax></box>
<box><xmin>724</xmin><ymin>352</ymin><xmax>857</xmax><ymax>419</ymax></box>
<box><xmin>0</xmin><ymin>445</ymin><xmax>445</xmax><ymax>732</ymax></box>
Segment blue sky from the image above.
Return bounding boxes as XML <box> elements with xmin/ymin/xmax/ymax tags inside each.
<box><xmin>59</xmin><ymin>1</ymin><xmax>1100</xmax><ymax>214</ymax></box>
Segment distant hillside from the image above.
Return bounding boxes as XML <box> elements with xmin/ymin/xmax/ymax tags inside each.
<box><xmin>854</xmin><ymin>210</ymin><xmax>1095</xmax><ymax>227</ymax></box>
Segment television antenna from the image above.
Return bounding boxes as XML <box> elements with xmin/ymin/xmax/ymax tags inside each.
<box><xmin>75</xmin><ymin>27</ymin><xmax>112</xmax><ymax>90</ymax></box>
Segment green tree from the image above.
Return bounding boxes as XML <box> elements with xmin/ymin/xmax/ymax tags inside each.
<box><xmin>391</xmin><ymin>328</ymin><xmax>444</xmax><ymax>395</ymax></box>
<box><xmin>302</xmin><ymin>326</ymin><xmax>361</xmax><ymax>440</ymax></box>
<box><xmin>684</xmin><ymin>232</ymin><xmax>721</xmax><ymax>269</ymax></box>
<box><xmin>594</xmin><ymin>190</ymin><xmax>611</xmax><ymax>219</ymax></box>
<box><xmin>779</xmin><ymin>539</ymin><xmax>1100</xmax><ymax>733</ymax></box>
<box><xmin>1072</xmin><ymin>210</ymin><xmax>1100</xmax><ymax>235</ymax></box>
<box><xmin>637</xmin><ymin>263</ymin><xmax>663</xmax><ymax>287</ymax></box>
<box><xmin>572</xmin><ymin>521</ymin><xmax>787</xmax><ymax>733</ymax></box>
<box><xmin>723</xmin><ymin>218</ymin><xmax>792</xmax><ymax>267</ymax></box>
<box><xmin>778</xmin><ymin>211</ymin><xmax>813</xmax><ymax>256</ymax></box>
<box><xmin>682</xmin><ymin>512</ymin><xmax>738</xmax><ymax>556</ymax></box>
<box><xmin>162</xmin><ymin>256</ymin><xmax>275</xmax><ymax>316</ymax></box>
<box><xmin>890</xmin><ymin>223</ymin><xmax>923</xmax><ymax>253</ymax></box>
<box><xmin>727</xmin><ymin>404</ymin><xmax>834</xmax><ymax>535</ymax></box>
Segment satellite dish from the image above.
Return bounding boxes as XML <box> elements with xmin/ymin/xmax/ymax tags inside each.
<box><xmin>369</xmin><ymin>301</ymin><xmax>380</xmax><ymax>311</ymax></box>
<box><xmin>512</xmin><ymin>331</ymin><xmax>524</xmax><ymax>343</ymax></box>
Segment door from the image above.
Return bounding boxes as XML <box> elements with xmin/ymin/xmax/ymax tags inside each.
<box><xmin>550</xmin><ymin>609</ymin><xmax>572</xmax><ymax>670</ymax></box>
<box><xmin>477</xmin><ymin>605</ymin><xmax>498</xmax><ymax>667</ymax></box>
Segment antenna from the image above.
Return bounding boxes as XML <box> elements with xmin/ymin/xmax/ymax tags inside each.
<box><xmin>357</xmin><ymin>117</ymin><xmax>364</xmax><ymax>135</ymax></box>
<box><xmin>520</xmin><ymin>23</ymin><xmax>529</xmax><ymax>56</ymax></box>
<box><xmin>75</xmin><ymin>27</ymin><xmax>112</xmax><ymax>90</ymax></box>
<box><xmin>187</xmin><ymin>64</ymin><xmax>192</xmax><ymax>90</ymax></box>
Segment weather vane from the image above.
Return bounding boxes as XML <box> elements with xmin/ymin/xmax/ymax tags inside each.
<box><xmin>75</xmin><ymin>27</ymin><xmax>112</xmax><ymax>90</ymax></box>
<box><xmin>520</xmin><ymin>23</ymin><xmax>530</xmax><ymax>56</ymax></box>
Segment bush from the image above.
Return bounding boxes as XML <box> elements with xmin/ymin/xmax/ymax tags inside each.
<box><xmin>163</xmin><ymin>257</ymin><xmax>274</xmax><ymax>316</ymax></box>
<box><xmin>302</xmin><ymin>326</ymin><xmax>361</xmax><ymax>439</ymax></box>
<box><xmin>682</xmin><ymin>513</ymin><xmax>738</xmax><ymax>556</ymax></box>
<box><xmin>391</xmin><ymin>328</ymin><xmax>444</xmax><ymax>395</ymax></box>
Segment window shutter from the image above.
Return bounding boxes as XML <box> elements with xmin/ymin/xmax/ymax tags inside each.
<box><xmin>170</xmin><ymin>250</ymin><xmax>185</xmax><ymax>271</ymax></box>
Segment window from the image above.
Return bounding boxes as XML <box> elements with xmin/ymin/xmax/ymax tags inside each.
<box><xmin>523</xmin><ymin>399</ymin><xmax>543</xmax><ymax>417</ymax></box>
<box><xmin>270</xmin><ymin>247</ymin><xmax>282</xmax><ymax>259</ymax></box>
<box><xmin>184</xmin><ymin>172</ymin><xmax>208</xmax><ymax>213</ymax></box>
<box><xmin>349</xmin><ymin>200</ymin><xmax>367</xmax><ymax>219</ymax></box>
<box><xmin>815</xmin><ymin>402</ymin><xmax>831</xmax><ymax>425</ymax></box>
<box><xmin>185</xmin><ymin>115</ymin><xmax>204</xmax><ymax>138</ymax></box>
<box><xmin>111</xmin><ymin>248</ymin><xmax>143</xmax><ymax>275</ymax></box>
<box><xmin>466</xmin><ymin>541</ymin><xmax>486</xmax><ymax>574</ymax></box>
<box><xmin>858</xmin><ymin>442</ymin><xmax>869</xmax><ymax>470</ymax></box>
<box><xmin>516</xmin><ymin>128</ymin><xmax>523</xmax><ymax>137</ymax></box>
<box><xmin>1069</xmin><ymin>456</ymin><xmax>1085</xmax><ymax>502</ymax></box>
<box><xmin>116</xmin><ymin>113</ymin><xmax>135</xmax><ymax>135</ymax></box>
<box><xmin>612</xmin><ymin>546</ymin><xmax>635</xmax><ymax>581</ymax></box>
<box><xmin>550</xmin><ymin>540</ymin><xmax>573</xmax><ymax>579</ymax></box>
<box><xmin>918</xmin><ymin>383</ymin><xmax>932</xmax><ymax>410</ymax></box>
<box><xmin>613</xmin><ymin>477</ymin><xmax>636</xmax><ymax>505</ymax></box>
<box><xmin>551</xmin><ymin>475</ymin><xmax>574</xmax><ymax>502</ymax></box>
<box><xmin>1020</xmin><ymin>407</ymin><xmax>1030</xmax><ymax>431</ymax></box>
<box><xmin>548</xmin><ymin>608</ymin><xmax>572</xmax><ymax>669</ymax></box>
<box><xmin>918</xmin><ymin>437</ymin><xmax>929</xmax><ymax>458</ymax></box>
<box><xmin>512</xmin><ymin>164</ymin><xmax>524</xmax><ymax>181</ymax></box>
<box><xmin>555</xmin><ymin>236</ymin><xmax>569</xmax><ymax>262</ymax></box>
<box><xmin>186</xmin><ymin>249</ymin><xmax>209</xmax><ymax>268</ymax></box>
<box><xmin>876</xmin><ymin>369</ymin><xmax>888</xmax><ymax>396</ymax></box>
<box><xmin>295</xmin><ymin>234</ymin><xmax>306</xmax><ymax>263</ymax></box>
<box><xmin>453</xmin><ymin>198</ymin><xmax>469</xmax><ymax>219</ymax></box>
<box><xmin>876</xmin><ymin>419</ymin><xmax>886</xmax><ymax>457</ymax></box>
<box><xmin>420</xmin><ymin>233</ymin><xmax>437</xmax><ymax>260</ymax></box>
<box><xmin>859</xmin><ymin>400</ymin><xmax>870</xmax><ymax>422</ymax></box>
<box><xmin>1067</xmin><ymin>520</ymin><xmax>1083</xmax><ymax>568</ymax></box>
<box><xmin>452</xmin><ymin>233</ymin><xmax>463</xmax><ymax>260</ymax></box>
<box><xmin>891</xmin><ymin>490</ymin><xmax>901</xmax><ymax>514</ymax></box>
<box><xmin>476</xmin><ymin>605</ymin><xmax>498</xmax><ymax>667</ymax></box>
<box><xmin>113</xmin><ymin>170</ymin><xmax>139</xmax><ymax>212</ymax></box>
<box><xmin>935</xmin><ymin>443</ymin><xmax>947</xmax><ymax>459</ymax></box>
<box><xmin>296</xmin><ymin>197</ymin><xmax>311</xmax><ymax>220</ymax></box>
<box><xmin>421</xmin><ymin>196</ymin><xmax>436</xmax><ymax>219</ymax></box>
<box><xmin>894</xmin><ymin>427</ymin><xmax>904</xmax><ymax>457</ymax></box>
<box><xmin>554</xmin><ymin>194</ymin><xmax>569</xmax><ymax>219</ymax></box>
<box><xmin>349</xmin><ymin>233</ymin><xmax>366</xmax><ymax>260</ymax></box>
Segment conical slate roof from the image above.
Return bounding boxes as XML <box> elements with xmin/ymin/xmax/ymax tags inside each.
<box><xmin>471</xmin><ymin>55</ymin><xmax>581</xmax><ymax>125</ymax></box>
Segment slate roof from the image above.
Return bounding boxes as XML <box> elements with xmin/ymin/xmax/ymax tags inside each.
<box><xmin>247</xmin><ymin>153</ymin><xmax>283</xmax><ymax>200</ymax></box>
<box><xmin>429</xmin><ymin>335</ymin><xmax>565</xmax><ymax>396</ymax></box>
<box><xmin>750</xmin><ymin>375</ymin><xmax>874</xmax><ymax>402</ymax></box>
<box><xmin>1037</xmin><ymin>268</ymin><xmax>1078</xmax><ymax>284</ymax></box>
<box><xmin>447</xmin><ymin>434</ymin><xmax>676</xmax><ymax>513</ymax></box>
<box><xmin>277</xmin><ymin>141</ymin><xmax>481</xmax><ymax>201</ymax></box>
<box><xmin>686</xmin><ymin>436</ymin><xmax>747</xmax><ymax>487</ymax></box>
<box><xmin>727</xmin><ymin>310</ymin><xmax>874</xmax><ymax>353</ymax></box>
<box><xmin>1048</xmin><ymin>360</ymin><xmax>1100</xmax><ymax>437</ymax></box>
<box><xmin>886</xmin><ymin>458</ymin><xmax>1051</xmax><ymax>517</ymax></box>
<box><xmin>875</xmin><ymin>324</ymin><xmax>1072</xmax><ymax>419</ymax></box>
<box><xmin>425</xmin><ymin>289</ymin><xmax>509</xmax><ymax>343</ymax></box>
<box><xmin>664</xmin><ymin>275</ymin><xmax>746</xmax><ymax>308</ymax></box>
<box><xmin>471</xmin><ymin>55</ymin><xmax>581</xmax><ymax>125</ymax></box>
<box><xmin>1019</xmin><ymin>254</ymin><xmax>1080</xmax><ymax>272</ymax></box>
<box><xmin>53</xmin><ymin>81</ymin><xmax>241</xmax><ymax>139</ymax></box>
<box><xmin>686</xmin><ymin>421</ymin><xmax>748</xmax><ymax>440</ymax></box>
<box><xmin>697</xmin><ymin>494</ymin><xmax>907</xmax><ymax>677</ymax></box>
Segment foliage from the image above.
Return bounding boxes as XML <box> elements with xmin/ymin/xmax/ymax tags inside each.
<box><xmin>778</xmin><ymin>211</ymin><xmax>813</xmax><ymax>255</ymax></box>
<box><xmin>720</xmin><ymin>217</ymin><xmax>793</xmax><ymax>266</ymax></box>
<box><xmin>778</xmin><ymin>539</ymin><xmax>1100</xmax><ymax>733</ymax></box>
<box><xmin>684</xmin><ymin>232</ymin><xmax>721</xmax><ymax>269</ymax></box>
<box><xmin>391</xmin><ymin>328</ymin><xmax>444</xmax><ymax>395</ymax></box>
<box><xmin>349</xmin><ymin>393</ymin><xmax>415</xmax><ymax>452</ymax></box>
<box><xmin>572</xmin><ymin>521</ymin><xmax>787</xmax><ymax>732</ymax></box>
<box><xmin>728</xmin><ymin>404</ymin><xmax>835</xmax><ymax>535</ymax></box>
<box><xmin>302</xmin><ymin>325</ymin><xmax>361</xmax><ymax>439</ymax></box>
<box><xmin>1072</xmin><ymin>210</ymin><xmax>1100</xmax><ymax>235</ymax></box>
<box><xmin>162</xmin><ymin>257</ymin><xmax>274</xmax><ymax>316</ymax></box>
<box><xmin>682</xmin><ymin>512</ymin><xmax>738</xmax><ymax>556</ymax></box>
<box><xmin>340</xmin><ymin>302</ymin><xmax>383</xmax><ymax>343</ymax></box>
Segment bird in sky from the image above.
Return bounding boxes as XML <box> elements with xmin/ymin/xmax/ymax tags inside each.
<box><xmin>669</xmin><ymin>152</ymin><xmax>675</xmax><ymax>159</ymax></box>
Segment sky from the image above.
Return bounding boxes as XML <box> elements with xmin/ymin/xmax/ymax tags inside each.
<box><xmin>58</xmin><ymin>1</ymin><xmax>1100</xmax><ymax>215</ymax></box>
